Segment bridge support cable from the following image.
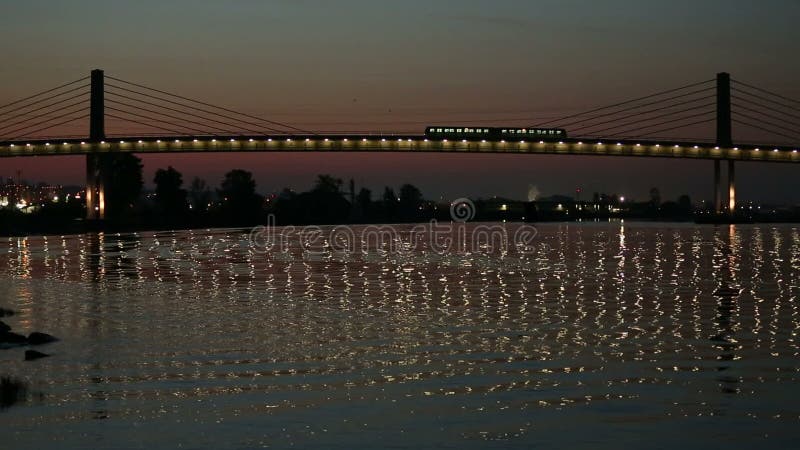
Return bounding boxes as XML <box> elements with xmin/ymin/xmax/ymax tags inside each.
<box><xmin>576</xmin><ymin>103</ymin><xmax>716</xmax><ymax>137</ymax></box>
<box><xmin>0</xmin><ymin>84</ymin><xmax>90</xmax><ymax>122</ymax></box>
<box><xmin>104</xmin><ymin>83</ymin><xmax>287</xmax><ymax>136</ymax></box>
<box><xmin>105</xmin><ymin>106</ymin><xmax>215</xmax><ymax>136</ymax></box>
<box><xmin>105</xmin><ymin>98</ymin><xmax>244</xmax><ymax>136</ymax></box>
<box><xmin>732</xmin><ymin>101</ymin><xmax>800</xmax><ymax>130</ymax></box>
<box><xmin>731</xmin><ymin>111</ymin><xmax>800</xmax><ymax>141</ymax></box>
<box><xmin>3</xmin><ymin>106</ymin><xmax>91</xmax><ymax>141</ymax></box>
<box><xmin>531</xmin><ymin>78</ymin><xmax>715</xmax><ymax>133</ymax></box>
<box><xmin>611</xmin><ymin>118</ymin><xmax>716</xmax><ymax>140</ymax></box>
<box><xmin>0</xmin><ymin>78</ymin><xmax>91</xmax><ymax>140</ymax></box>
<box><xmin>566</xmin><ymin>94</ymin><xmax>716</xmax><ymax>134</ymax></box>
<box><xmin>732</xmin><ymin>90</ymin><xmax>800</xmax><ymax>122</ymax></box>
<box><xmin>732</xmin><ymin>117</ymin><xmax>800</xmax><ymax>143</ymax></box>
<box><xmin>732</xmin><ymin>79</ymin><xmax>800</xmax><ymax>108</ymax></box>
<box><xmin>104</xmin><ymin>75</ymin><xmax>316</xmax><ymax>136</ymax></box>
<box><xmin>0</xmin><ymin>76</ymin><xmax>89</xmax><ymax>116</ymax></box>
<box><xmin>104</xmin><ymin>90</ymin><xmax>272</xmax><ymax>135</ymax></box>
<box><xmin>9</xmin><ymin>113</ymin><xmax>90</xmax><ymax>140</ymax></box>
<box><xmin>0</xmin><ymin>96</ymin><xmax>90</xmax><ymax>136</ymax></box>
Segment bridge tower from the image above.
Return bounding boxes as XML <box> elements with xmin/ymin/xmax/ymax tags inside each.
<box><xmin>715</xmin><ymin>72</ymin><xmax>735</xmax><ymax>214</ymax></box>
<box><xmin>86</xmin><ymin>69</ymin><xmax>106</xmax><ymax>220</ymax></box>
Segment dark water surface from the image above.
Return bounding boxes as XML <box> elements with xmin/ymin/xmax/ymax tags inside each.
<box><xmin>1</xmin><ymin>223</ymin><xmax>798</xmax><ymax>449</ymax></box>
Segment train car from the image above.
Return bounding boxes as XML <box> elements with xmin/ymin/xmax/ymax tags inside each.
<box><xmin>425</xmin><ymin>126</ymin><xmax>566</xmax><ymax>141</ymax></box>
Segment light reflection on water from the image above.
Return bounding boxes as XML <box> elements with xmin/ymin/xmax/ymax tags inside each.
<box><xmin>1</xmin><ymin>223</ymin><xmax>799</xmax><ymax>449</ymax></box>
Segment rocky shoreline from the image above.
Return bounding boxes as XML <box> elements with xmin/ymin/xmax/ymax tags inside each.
<box><xmin>0</xmin><ymin>307</ymin><xmax>58</xmax><ymax>361</ymax></box>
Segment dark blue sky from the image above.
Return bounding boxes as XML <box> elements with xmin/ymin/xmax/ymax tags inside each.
<box><xmin>1</xmin><ymin>0</ymin><xmax>798</xmax><ymax>202</ymax></box>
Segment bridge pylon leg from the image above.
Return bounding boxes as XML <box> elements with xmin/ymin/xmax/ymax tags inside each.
<box><xmin>728</xmin><ymin>160</ymin><xmax>736</xmax><ymax>214</ymax></box>
<box><xmin>714</xmin><ymin>160</ymin><xmax>722</xmax><ymax>213</ymax></box>
<box><xmin>86</xmin><ymin>154</ymin><xmax>106</xmax><ymax>220</ymax></box>
<box><xmin>86</xmin><ymin>69</ymin><xmax>106</xmax><ymax>221</ymax></box>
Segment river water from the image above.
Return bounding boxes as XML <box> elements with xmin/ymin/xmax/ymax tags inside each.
<box><xmin>1</xmin><ymin>223</ymin><xmax>798</xmax><ymax>449</ymax></box>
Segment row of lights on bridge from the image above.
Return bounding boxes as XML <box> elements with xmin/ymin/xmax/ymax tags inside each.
<box><xmin>5</xmin><ymin>139</ymin><xmax>798</xmax><ymax>154</ymax></box>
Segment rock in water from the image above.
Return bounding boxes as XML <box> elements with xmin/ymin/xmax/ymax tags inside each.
<box><xmin>0</xmin><ymin>308</ymin><xmax>14</xmax><ymax>317</ymax></box>
<box><xmin>27</xmin><ymin>332</ymin><xmax>58</xmax><ymax>345</ymax></box>
<box><xmin>24</xmin><ymin>350</ymin><xmax>50</xmax><ymax>361</ymax></box>
<box><xmin>0</xmin><ymin>321</ymin><xmax>10</xmax><ymax>333</ymax></box>
<box><xmin>0</xmin><ymin>332</ymin><xmax>28</xmax><ymax>345</ymax></box>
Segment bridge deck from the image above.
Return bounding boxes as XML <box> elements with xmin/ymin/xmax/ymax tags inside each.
<box><xmin>1</xmin><ymin>135</ymin><xmax>798</xmax><ymax>163</ymax></box>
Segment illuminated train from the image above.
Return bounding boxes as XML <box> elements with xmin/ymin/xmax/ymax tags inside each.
<box><xmin>424</xmin><ymin>126</ymin><xmax>567</xmax><ymax>141</ymax></box>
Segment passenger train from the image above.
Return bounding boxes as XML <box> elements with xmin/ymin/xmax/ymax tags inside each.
<box><xmin>424</xmin><ymin>126</ymin><xmax>567</xmax><ymax>141</ymax></box>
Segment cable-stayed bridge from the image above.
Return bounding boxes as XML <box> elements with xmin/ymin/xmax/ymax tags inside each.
<box><xmin>0</xmin><ymin>70</ymin><xmax>798</xmax><ymax>220</ymax></box>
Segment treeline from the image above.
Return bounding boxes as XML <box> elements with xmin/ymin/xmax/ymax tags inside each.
<box><xmin>0</xmin><ymin>154</ymin><xmax>445</xmax><ymax>234</ymax></box>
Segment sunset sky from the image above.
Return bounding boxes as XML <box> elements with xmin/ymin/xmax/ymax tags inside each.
<box><xmin>1</xmin><ymin>0</ymin><xmax>798</xmax><ymax>202</ymax></box>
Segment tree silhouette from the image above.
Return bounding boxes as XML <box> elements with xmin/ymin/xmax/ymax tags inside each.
<box><xmin>104</xmin><ymin>154</ymin><xmax>143</xmax><ymax>221</ymax></box>
<box><xmin>189</xmin><ymin>177</ymin><xmax>211</xmax><ymax>212</ymax></box>
<box><xmin>398</xmin><ymin>183</ymin><xmax>423</xmax><ymax>221</ymax></box>
<box><xmin>218</xmin><ymin>169</ymin><xmax>263</xmax><ymax>225</ymax></box>
<box><xmin>313</xmin><ymin>174</ymin><xmax>342</xmax><ymax>194</ymax></box>
<box><xmin>154</xmin><ymin>166</ymin><xmax>188</xmax><ymax>221</ymax></box>
<box><xmin>382</xmin><ymin>187</ymin><xmax>398</xmax><ymax>222</ymax></box>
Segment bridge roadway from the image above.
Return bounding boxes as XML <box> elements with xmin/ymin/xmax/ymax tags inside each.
<box><xmin>1</xmin><ymin>135</ymin><xmax>799</xmax><ymax>163</ymax></box>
